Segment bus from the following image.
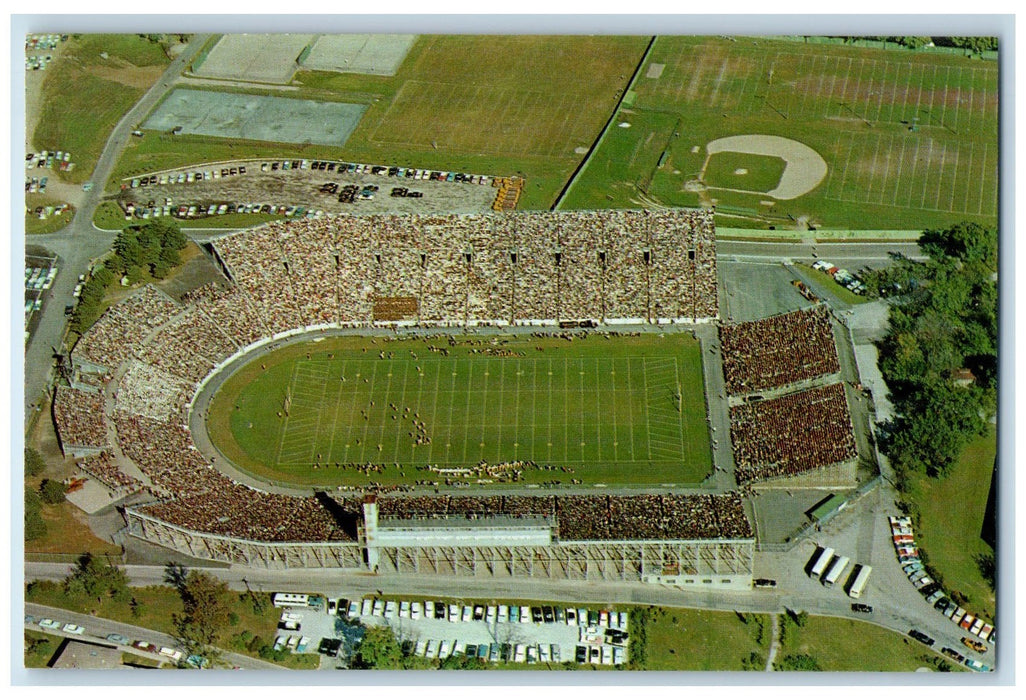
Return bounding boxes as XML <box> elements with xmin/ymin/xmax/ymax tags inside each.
<box><xmin>847</xmin><ymin>565</ymin><xmax>873</xmax><ymax>599</ymax></box>
<box><xmin>823</xmin><ymin>555</ymin><xmax>851</xmax><ymax>587</ymax></box>
<box><xmin>809</xmin><ymin>547</ymin><xmax>835</xmax><ymax>579</ymax></box>
<box><xmin>272</xmin><ymin>592</ymin><xmax>310</xmax><ymax>608</ymax></box>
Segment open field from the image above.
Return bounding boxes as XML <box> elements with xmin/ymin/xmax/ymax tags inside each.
<box><xmin>565</xmin><ymin>36</ymin><xmax>998</xmax><ymax>229</ymax></box>
<box><xmin>33</xmin><ymin>34</ymin><xmax>170</xmax><ymax>184</ymax></box>
<box><xmin>906</xmin><ymin>427</ymin><xmax>996</xmax><ymax>621</ymax></box>
<box><xmin>642</xmin><ymin>606</ymin><xmax>770</xmax><ymax>671</ymax></box>
<box><xmin>208</xmin><ymin>332</ymin><xmax>712</xmax><ymax>487</ymax></box>
<box><xmin>162</xmin><ymin>35</ymin><xmax>648</xmax><ymax>210</ymax></box>
<box><xmin>777</xmin><ymin>615</ymin><xmax>967</xmax><ymax>672</ymax></box>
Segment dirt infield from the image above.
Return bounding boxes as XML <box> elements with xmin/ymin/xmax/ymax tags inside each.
<box><xmin>706</xmin><ymin>135</ymin><xmax>828</xmax><ymax>200</ymax></box>
<box><xmin>193</xmin><ymin>34</ymin><xmax>314</xmax><ymax>84</ymax></box>
<box><xmin>301</xmin><ymin>34</ymin><xmax>416</xmax><ymax>76</ymax></box>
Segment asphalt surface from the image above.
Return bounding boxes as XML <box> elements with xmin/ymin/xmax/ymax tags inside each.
<box><xmin>24</xmin><ymin>601</ymin><xmax>284</xmax><ymax>670</ymax></box>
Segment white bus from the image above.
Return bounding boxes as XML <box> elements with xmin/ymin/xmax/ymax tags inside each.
<box><xmin>823</xmin><ymin>555</ymin><xmax>851</xmax><ymax>587</ymax></box>
<box><xmin>273</xmin><ymin>592</ymin><xmax>310</xmax><ymax>608</ymax></box>
<box><xmin>809</xmin><ymin>547</ymin><xmax>835</xmax><ymax>578</ymax></box>
<box><xmin>847</xmin><ymin>565</ymin><xmax>873</xmax><ymax>599</ymax></box>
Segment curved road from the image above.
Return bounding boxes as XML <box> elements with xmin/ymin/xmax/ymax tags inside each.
<box><xmin>23</xmin><ymin>35</ymin><xmax>211</xmax><ymax>417</ymax></box>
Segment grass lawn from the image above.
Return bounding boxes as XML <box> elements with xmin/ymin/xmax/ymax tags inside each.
<box><xmin>777</xmin><ymin>615</ymin><xmax>966</xmax><ymax>672</ymax></box>
<box><xmin>24</xmin><ymin>581</ymin><xmax>316</xmax><ymax>669</ymax></box>
<box><xmin>25</xmin><ymin>499</ymin><xmax>124</xmax><ymax>558</ymax></box>
<box><xmin>703</xmin><ymin>151</ymin><xmax>786</xmax><ymax>193</ymax></box>
<box><xmin>34</xmin><ymin>35</ymin><xmax>170</xmax><ymax>185</ymax></box>
<box><xmin>906</xmin><ymin>426</ymin><xmax>997</xmax><ymax>621</ymax></box>
<box><xmin>567</xmin><ymin>36</ymin><xmax>997</xmax><ymax>229</ymax></box>
<box><xmin>24</xmin><ymin>195</ymin><xmax>74</xmax><ymax>234</ymax></box>
<box><xmin>208</xmin><ymin>332</ymin><xmax>712</xmax><ymax>487</ymax></box>
<box><xmin>641</xmin><ymin>606</ymin><xmax>770</xmax><ymax>671</ymax></box>
<box><xmin>24</xmin><ymin>630</ymin><xmax>62</xmax><ymax>668</ymax></box>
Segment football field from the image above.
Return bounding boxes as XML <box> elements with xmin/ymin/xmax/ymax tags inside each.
<box><xmin>212</xmin><ymin>333</ymin><xmax>712</xmax><ymax>486</ymax></box>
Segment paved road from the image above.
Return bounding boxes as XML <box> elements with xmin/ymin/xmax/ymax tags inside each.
<box><xmin>23</xmin><ymin>35</ymin><xmax>212</xmax><ymax>417</ymax></box>
<box><xmin>24</xmin><ymin>601</ymin><xmax>284</xmax><ymax>670</ymax></box>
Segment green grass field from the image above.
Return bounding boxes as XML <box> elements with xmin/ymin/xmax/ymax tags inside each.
<box><xmin>907</xmin><ymin>427</ymin><xmax>996</xmax><ymax>621</ymax></box>
<box><xmin>778</xmin><ymin>615</ymin><xmax>967</xmax><ymax>672</ymax></box>
<box><xmin>642</xmin><ymin>606</ymin><xmax>770</xmax><ymax>671</ymax></box>
<box><xmin>208</xmin><ymin>332</ymin><xmax>712</xmax><ymax>487</ymax></box>
<box><xmin>564</xmin><ymin>36</ymin><xmax>998</xmax><ymax>230</ymax></box>
<box><xmin>703</xmin><ymin>151</ymin><xmax>786</xmax><ymax>193</ymax></box>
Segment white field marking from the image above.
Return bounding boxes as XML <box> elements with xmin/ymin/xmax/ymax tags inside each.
<box><xmin>545</xmin><ymin>357</ymin><xmax>554</xmax><ymax>462</ymax></box>
<box><xmin>838</xmin><ymin>134</ymin><xmax>856</xmax><ymax>200</ymax></box>
<box><xmin>836</xmin><ymin>56</ymin><xmax>853</xmax><ymax>117</ymax></box>
<box><xmin>872</xmin><ymin>60</ymin><xmax>888</xmax><ymax>123</ymax></box>
<box><xmin>868</xmin><ymin>131</ymin><xmax>885</xmax><ymax>202</ymax></box>
<box><xmin>274</xmin><ymin>362</ymin><xmax>301</xmax><ymax>466</ymax></box>
<box><xmin>709</xmin><ymin>56</ymin><xmax>729</xmax><ymax>107</ymax></box>
<box><xmin>684</xmin><ymin>49</ymin><xmax>705</xmax><ymax>104</ymax></box>
<box><xmin>891</xmin><ymin>132</ymin><xmax>909</xmax><ymax>207</ymax></box>
<box><xmin>913</xmin><ymin>62</ymin><xmax>926</xmax><ymax>121</ymax></box>
<box><xmin>799</xmin><ymin>54</ymin><xmax>816</xmax><ymax>116</ymax></box>
<box><xmin>736</xmin><ymin>54</ymin><xmax>755</xmax><ymax>115</ymax></box>
<box><xmin>358</xmin><ymin>360</ymin><xmax>378</xmax><ymax>460</ymax></box>
<box><xmin>934</xmin><ymin>142</ymin><xmax>949</xmax><ymax>212</ymax></box>
<box><xmin>444</xmin><ymin>358</ymin><xmax>458</xmax><ymax>462</ymax></box>
<box><xmin>563</xmin><ymin>357</ymin><xmax>569</xmax><ymax>463</ymax></box>
<box><xmin>324</xmin><ymin>360</ymin><xmax>348</xmax><ymax>461</ymax></box>
<box><xmin>462</xmin><ymin>359</ymin><xmax>475</xmax><ymax>463</ymax></box>
<box><xmin>375</xmin><ymin>359</ymin><xmax>396</xmax><ymax>454</ymax></box>
<box><xmin>529</xmin><ymin>358</ymin><xmax>538</xmax><ymax>458</ymax></box>
<box><xmin>496</xmin><ymin>356</ymin><xmax>506</xmax><ymax>455</ymax></box>
<box><xmin>591</xmin><ymin>358</ymin><xmax>601</xmax><ymax>462</ymax></box>
<box><xmin>967</xmin><ymin>69</ymin><xmax>977</xmax><ymax>128</ymax></box>
<box><xmin>391</xmin><ymin>360</ymin><xmax>410</xmax><ymax>459</ymax></box>
<box><xmin>512</xmin><ymin>358</ymin><xmax>522</xmax><ymax>460</ymax></box>
<box><xmin>908</xmin><ymin>133</ymin><xmax>924</xmax><ymax>210</ymax></box>
<box><xmin>927</xmin><ymin>64</ymin><xmax>938</xmax><ymax>126</ymax></box>
<box><xmin>640</xmin><ymin>357</ymin><xmax>653</xmax><ymax>461</ymax></box>
<box><xmin>608</xmin><ymin>357</ymin><xmax>618</xmax><ymax>462</ymax></box>
<box><xmin>978</xmin><ymin>141</ymin><xmax>990</xmax><ymax>216</ymax></box>
<box><xmin>425</xmin><ymin>356</ymin><xmax>442</xmax><ymax>463</ymax></box>
<box><xmin>941</xmin><ymin>65</ymin><xmax>953</xmax><ymax>131</ymax></box>
<box><xmin>943</xmin><ymin>142</ymin><xmax>960</xmax><ymax>212</ymax></box>
<box><xmin>850</xmin><ymin>57</ymin><xmax>866</xmax><ymax>118</ymax></box>
<box><xmin>920</xmin><ymin>137</ymin><xmax>935</xmax><ymax>209</ymax></box>
<box><xmin>824</xmin><ymin>132</ymin><xmax>843</xmax><ymax>199</ymax></box>
<box><xmin>341</xmin><ymin>359</ymin><xmax>366</xmax><ymax>463</ymax></box>
<box><xmin>953</xmin><ymin>66</ymin><xmax>963</xmax><ymax>133</ymax></box>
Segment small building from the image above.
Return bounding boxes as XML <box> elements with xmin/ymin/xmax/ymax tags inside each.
<box><xmin>49</xmin><ymin>639</ymin><xmax>124</xmax><ymax>669</ymax></box>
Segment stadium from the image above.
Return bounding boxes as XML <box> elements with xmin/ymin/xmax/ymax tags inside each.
<box><xmin>54</xmin><ymin>207</ymin><xmax>858</xmax><ymax>588</ymax></box>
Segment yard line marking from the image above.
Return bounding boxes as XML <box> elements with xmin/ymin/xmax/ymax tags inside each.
<box><xmin>462</xmin><ymin>360</ymin><xmax>474</xmax><ymax>463</ymax></box>
<box><xmin>927</xmin><ymin>64</ymin><xmax>938</xmax><ymax>126</ymax></box>
<box><xmin>563</xmin><ymin>357</ymin><xmax>570</xmax><ymax>463</ymax></box>
<box><xmin>641</xmin><ymin>358</ymin><xmax>653</xmax><ymax>461</ymax></box>
<box><xmin>274</xmin><ymin>362</ymin><xmax>301</xmax><ymax>466</ymax></box>
<box><xmin>838</xmin><ymin>133</ymin><xmax>855</xmax><ymax>199</ymax></box>
<box><xmin>497</xmin><ymin>357</ymin><xmax>506</xmax><ymax>457</ymax></box>
<box><xmin>546</xmin><ymin>357</ymin><xmax>554</xmax><ymax>462</ymax></box>
<box><xmin>529</xmin><ymin>357</ymin><xmax>538</xmax><ymax>458</ymax></box>
<box><xmin>325</xmin><ymin>360</ymin><xmax>347</xmax><ymax>462</ymax></box>
<box><xmin>359</xmin><ymin>361</ymin><xmax>379</xmax><ymax>460</ymax></box>
<box><xmin>391</xmin><ymin>360</ymin><xmax>410</xmax><ymax>459</ymax></box>
<box><xmin>947</xmin><ymin>143</ymin><xmax>961</xmax><ymax>213</ymax></box>
<box><xmin>920</xmin><ymin>137</ymin><xmax>934</xmax><ymax>210</ymax></box>
<box><xmin>837</xmin><ymin>56</ymin><xmax>853</xmax><ymax>117</ymax></box>
<box><xmin>891</xmin><ymin>132</ymin><xmax>909</xmax><ymax>207</ymax></box>
<box><xmin>426</xmin><ymin>357</ymin><xmax>442</xmax><ymax>463</ymax></box>
<box><xmin>953</xmin><ymin>66</ymin><xmax>963</xmax><ymax>134</ymax></box>
<box><xmin>978</xmin><ymin>141</ymin><xmax>990</xmax><ymax>216</ymax></box>
<box><xmin>873</xmin><ymin>59</ymin><xmax>888</xmax><ymax>123</ymax></box>
<box><xmin>376</xmin><ymin>360</ymin><xmax>396</xmax><ymax>455</ymax></box>
<box><xmin>578</xmin><ymin>356</ymin><xmax>587</xmax><ymax>459</ymax></box>
<box><xmin>908</xmin><ymin>133</ymin><xmax>923</xmax><ymax>211</ymax></box>
<box><xmin>851</xmin><ymin>57</ymin><xmax>866</xmax><ymax>118</ymax></box>
<box><xmin>913</xmin><ymin>62</ymin><xmax>925</xmax><ymax>122</ymax></box>
<box><xmin>445</xmin><ymin>359</ymin><xmax>458</xmax><ymax>462</ymax></box>
<box><xmin>513</xmin><ymin>358</ymin><xmax>522</xmax><ymax>460</ymax></box>
<box><xmin>932</xmin><ymin>141</ymin><xmax>948</xmax><ymax>211</ymax></box>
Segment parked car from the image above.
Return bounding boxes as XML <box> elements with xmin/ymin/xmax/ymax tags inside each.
<box><xmin>851</xmin><ymin>603</ymin><xmax>873</xmax><ymax>614</ymax></box>
<box><xmin>962</xmin><ymin>637</ymin><xmax>987</xmax><ymax>653</ymax></box>
<box><xmin>62</xmin><ymin>623</ymin><xmax>84</xmax><ymax>635</ymax></box>
<box><xmin>754</xmin><ymin>578</ymin><xmax>777</xmax><ymax>588</ymax></box>
<box><xmin>941</xmin><ymin>647</ymin><xmax>965</xmax><ymax>663</ymax></box>
<box><xmin>38</xmin><ymin>619</ymin><xmax>61</xmax><ymax>630</ymax></box>
<box><xmin>964</xmin><ymin>658</ymin><xmax>990</xmax><ymax>672</ymax></box>
<box><xmin>106</xmin><ymin>633</ymin><xmax>130</xmax><ymax>645</ymax></box>
<box><xmin>908</xmin><ymin>630</ymin><xmax>935</xmax><ymax>646</ymax></box>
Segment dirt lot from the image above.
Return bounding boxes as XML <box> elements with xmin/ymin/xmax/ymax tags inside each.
<box><xmin>114</xmin><ymin>159</ymin><xmax>499</xmax><ymax>217</ymax></box>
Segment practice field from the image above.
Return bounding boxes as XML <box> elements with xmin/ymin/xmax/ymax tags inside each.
<box><xmin>208</xmin><ymin>333</ymin><xmax>712</xmax><ymax>487</ymax></box>
<box><xmin>193</xmin><ymin>34</ymin><xmax>314</xmax><ymax>84</ymax></box>
<box><xmin>143</xmin><ymin>89</ymin><xmax>367</xmax><ymax>147</ymax></box>
<box><xmin>300</xmin><ymin>34</ymin><xmax>417</xmax><ymax>76</ymax></box>
<box><xmin>564</xmin><ymin>36</ymin><xmax>998</xmax><ymax>229</ymax></box>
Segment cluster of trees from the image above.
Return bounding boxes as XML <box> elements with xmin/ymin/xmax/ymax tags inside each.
<box><xmin>164</xmin><ymin>563</ymin><xmax>235</xmax><ymax>654</ymax></box>
<box><xmin>63</xmin><ymin>552</ymin><xmax>130</xmax><ymax>603</ymax></box>
<box><xmin>351</xmin><ymin>625</ymin><xmax>433</xmax><ymax>670</ymax></box>
<box><xmin>24</xmin><ymin>448</ymin><xmax>48</xmax><ymax>542</ymax></box>
<box><xmin>868</xmin><ymin>222</ymin><xmax>997</xmax><ymax>480</ymax></box>
<box><xmin>833</xmin><ymin>36</ymin><xmax>997</xmax><ymax>53</ymax></box>
<box><xmin>71</xmin><ymin>219</ymin><xmax>187</xmax><ymax>333</ymax></box>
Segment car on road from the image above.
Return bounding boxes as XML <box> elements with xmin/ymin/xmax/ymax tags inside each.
<box><xmin>24</xmin><ymin>615</ymin><xmax>36</xmax><ymax>625</ymax></box>
<box><xmin>965</xmin><ymin>658</ymin><xmax>990</xmax><ymax>672</ymax></box>
<box><xmin>908</xmin><ymin>630</ymin><xmax>935</xmax><ymax>646</ymax></box>
<box><xmin>106</xmin><ymin>634</ymin><xmax>130</xmax><ymax>645</ymax></box>
<box><xmin>38</xmin><ymin>619</ymin><xmax>61</xmax><ymax>630</ymax></box>
<box><xmin>82</xmin><ymin>182</ymin><xmax>92</xmax><ymax>191</ymax></box>
<box><xmin>133</xmin><ymin>641</ymin><xmax>158</xmax><ymax>653</ymax></box>
<box><xmin>851</xmin><ymin>603</ymin><xmax>873</xmax><ymax>614</ymax></box>
<box><xmin>962</xmin><ymin>636</ymin><xmax>987</xmax><ymax>653</ymax></box>
<box><xmin>754</xmin><ymin>578</ymin><xmax>777</xmax><ymax>588</ymax></box>
<box><xmin>62</xmin><ymin>624</ymin><xmax>84</xmax><ymax>635</ymax></box>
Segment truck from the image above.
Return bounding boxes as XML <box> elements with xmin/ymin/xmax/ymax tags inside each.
<box><xmin>809</xmin><ymin>546</ymin><xmax>835</xmax><ymax>579</ymax></box>
<box><xmin>847</xmin><ymin>564</ymin><xmax>872</xmax><ymax>599</ymax></box>
<box><xmin>823</xmin><ymin>555</ymin><xmax>851</xmax><ymax>587</ymax></box>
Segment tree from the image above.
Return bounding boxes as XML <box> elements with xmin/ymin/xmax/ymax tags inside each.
<box><xmin>63</xmin><ymin>552</ymin><xmax>129</xmax><ymax>603</ymax></box>
<box><xmin>163</xmin><ymin>561</ymin><xmax>189</xmax><ymax>590</ymax></box>
<box><xmin>25</xmin><ymin>490</ymin><xmax>47</xmax><ymax>541</ymax></box>
<box><xmin>24</xmin><ymin>447</ymin><xmax>46</xmax><ymax>477</ymax></box>
<box><xmin>174</xmin><ymin>571</ymin><xmax>234</xmax><ymax>648</ymax></box>
<box><xmin>38</xmin><ymin>479</ymin><xmax>66</xmax><ymax>505</ymax></box>
<box><xmin>776</xmin><ymin>653</ymin><xmax>822</xmax><ymax>671</ymax></box>
<box><xmin>351</xmin><ymin>625</ymin><xmax>404</xmax><ymax>669</ymax></box>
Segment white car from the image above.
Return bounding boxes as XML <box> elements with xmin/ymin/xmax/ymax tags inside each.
<box><xmin>399</xmin><ymin>601</ymin><xmax>410</xmax><ymax>618</ymax></box>
<box><xmin>486</xmin><ymin>606</ymin><xmax>497</xmax><ymax>624</ymax></box>
<box><xmin>448</xmin><ymin>604</ymin><xmax>460</xmax><ymax>622</ymax></box>
<box><xmin>461</xmin><ymin>605</ymin><xmax>473</xmax><ymax>622</ymax></box>
<box><xmin>425</xmin><ymin>601</ymin><xmax>435</xmax><ymax>618</ymax></box>
<box><xmin>372</xmin><ymin>599</ymin><xmax>385</xmax><ymax>617</ymax></box>
<box><xmin>411</xmin><ymin>602</ymin><xmax>422</xmax><ymax>620</ymax></box>
<box><xmin>62</xmin><ymin>623</ymin><xmax>84</xmax><ymax>635</ymax></box>
<box><xmin>498</xmin><ymin>604</ymin><xmax>508</xmax><ymax>621</ymax></box>
<box><xmin>38</xmin><ymin>619</ymin><xmax>61</xmax><ymax>630</ymax></box>
<box><xmin>384</xmin><ymin>601</ymin><xmax>397</xmax><ymax>618</ymax></box>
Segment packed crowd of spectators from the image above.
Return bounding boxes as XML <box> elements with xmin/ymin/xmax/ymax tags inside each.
<box><xmin>74</xmin><ymin>285</ymin><xmax>182</xmax><ymax>371</ymax></box>
<box><xmin>76</xmin><ymin>451</ymin><xmax>143</xmax><ymax>495</ymax></box>
<box><xmin>730</xmin><ymin>383</ymin><xmax>858</xmax><ymax>484</ymax></box>
<box><xmin>53</xmin><ymin>386</ymin><xmax>108</xmax><ymax>450</ymax></box>
<box><xmin>209</xmin><ymin>209</ymin><xmax>718</xmax><ymax>327</ymax></box>
<box><xmin>360</xmin><ymin>492</ymin><xmax>753</xmax><ymax>541</ymax></box>
<box><xmin>719</xmin><ymin>306</ymin><xmax>840</xmax><ymax>395</ymax></box>
<box><xmin>115</xmin><ymin>360</ymin><xmax>192</xmax><ymax>421</ymax></box>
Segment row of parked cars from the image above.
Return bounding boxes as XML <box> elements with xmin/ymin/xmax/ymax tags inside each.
<box><xmin>126</xmin><ymin>165</ymin><xmax>247</xmax><ymax>189</ymax></box>
<box><xmin>29</xmin><ymin>615</ymin><xmax>185</xmax><ymax>663</ymax></box>
<box><xmin>892</xmin><ymin>516</ymin><xmax>993</xmax><ymax>673</ymax></box>
<box><xmin>343</xmin><ymin>596</ymin><xmax>629</xmax><ymax>630</ymax></box>
<box><xmin>26</xmin><ymin>150</ymin><xmax>73</xmax><ymax>171</ymax></box>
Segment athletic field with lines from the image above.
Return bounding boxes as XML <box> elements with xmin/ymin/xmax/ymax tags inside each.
<box><xmin>207</xmin><ymin>333</ymin><xmax>712</xmax><ymax>487</ymax></box>
<box><xmin>565</xmin><ymin>35</ymin><xmax>998</xmax><ymax>229</ymax></box>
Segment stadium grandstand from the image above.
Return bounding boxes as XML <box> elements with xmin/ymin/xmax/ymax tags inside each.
<box><xmin>54</xmin><ymin>208</ymin><xmax>761</xmax><ymax>587</ymax></box>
